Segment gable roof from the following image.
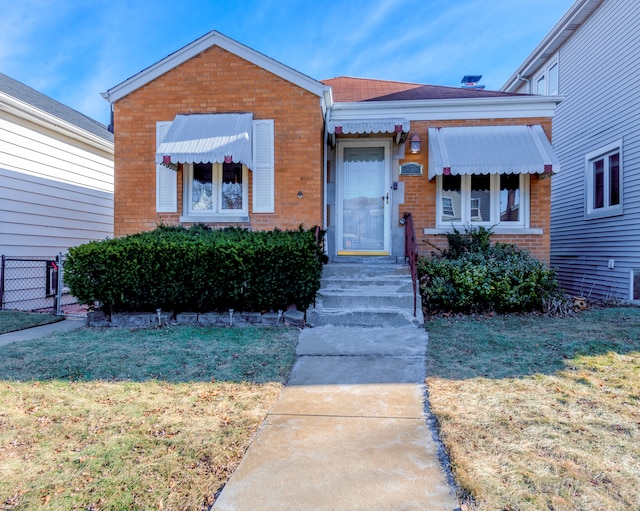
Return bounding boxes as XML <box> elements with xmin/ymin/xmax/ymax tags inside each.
<box><xmin>102</xmin><ymin>31</ymin><xmax>331</xmax><ymax>106</ymax></box>
<box><xmin>501</xmin><ymin>0</ymin><xmax>604</xmax><ymax>92</ymax></box>
<box><xmin>0</xmin><ymin>72</ymin><xmax>113</xmax><ymax>143</ymax></box>
<box><xmin>322</xmin><ymin>76</ymin><xmax>523</xmax><ymax>103</ymax></box>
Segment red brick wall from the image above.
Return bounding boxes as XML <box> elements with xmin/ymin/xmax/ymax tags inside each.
<box><xmin>113</xmin><ymin>45</ymin><xmax>324</xmax><ymax>236</ymax></box>
<box><xmin>400</xmin><ymin>118</ymin><xmax>553</xmax><ymax>264</ymax></box>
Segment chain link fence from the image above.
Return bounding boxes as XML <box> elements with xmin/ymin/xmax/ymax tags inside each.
<box><xmin>0</xmin><ymin>253</ymin><xmax>85</xmax><ymax>316</ymax></box>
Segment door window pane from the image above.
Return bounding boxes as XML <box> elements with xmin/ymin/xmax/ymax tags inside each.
<box><xmin>342</xmin><ymin>147</ymin><xmax>385</xmax><ymax>251</ymax></box>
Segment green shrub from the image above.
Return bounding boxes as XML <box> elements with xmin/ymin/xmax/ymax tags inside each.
<box><xmin>64</xmin><ymin>225</ymin><xmax>326</xmax><ymax>314</ymax></box>
<box><xmin>419</xmin><ymin>227</ymin><xmax>559</xmax><ymax>313</ymax></box>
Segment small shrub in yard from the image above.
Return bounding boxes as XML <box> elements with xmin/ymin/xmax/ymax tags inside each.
<box><xmin>64</xmin><ymin>225</ymin><xmax>327</xmax><ymax>315</ymax></box>
<box><xmin>419</xmin><ymin>226</ymin><xmax>559</xmax><ymax>313</ymax></box>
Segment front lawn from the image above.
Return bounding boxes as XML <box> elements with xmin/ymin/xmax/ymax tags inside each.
<box><xmin>426</xmin><ymin>307</ymin><xmax>640</xmax><ymax>511</ymax></box>
<box><xmin>0</xmin><ymin>311</ymin><xmax>63</xmax><ymax>334</ymax></box>
<box><xmin>0</xmin><ymin>325</ymin><xmax>298</xmax><ymax>510</ymax></box>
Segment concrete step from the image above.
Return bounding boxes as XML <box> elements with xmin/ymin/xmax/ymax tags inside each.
<box><xmin>311</xmin><ymin>262</ymin><xmax>422</xmax><ymax>327</ymax></box>
<box><xmin>321</xmin><ymin>263</ymin><xmax>411</xmax><ymax>280</ymax></box>
<box><xmin>309</xmin><ymin>308</ymin><xmax>420</xmax><ymax>328</ymax></box>
<box><xmin>317</xmin><ymin>289</ymin><xmax>416</xmax><ymax>309</ymax></box>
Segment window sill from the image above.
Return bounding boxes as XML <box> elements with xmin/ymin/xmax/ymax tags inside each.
<box><xmin>180</xmin><ymin>215</ymin><xmax>250</xmax><ymax>223</ymax></box>
<box><xmin>425</xmin><ymin>226</ymin><xmax>543</xmax><ymax>235</ymax></box>
<box><xmin>584</xmin><ymin>208</ymin><xmax>623</xmax><ymax>220</ymax></box>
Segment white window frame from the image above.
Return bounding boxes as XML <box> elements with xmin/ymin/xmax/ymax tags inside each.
<box><xmin>181</xmin><ymin>162</ymin><xmax>249</xmax><ymax>221</ymax></box>
<box><xmin>436</xmin><ymin>174</ymin><xmax>529</xmax><ymax>228</ymax></box>
<box><xmin>533</xmin><ymin>56</ymin><xmax>559</xmax><ymax>95</ymax></box>
<box><xmin>585</xmin><ymin>139</ymin><xmax>623</xmax><ymax>219</ymax></box>
<box><xmin>631</xmin><ymin>268</ymin><xmax>640</xmax><ymax>302</ymax></box>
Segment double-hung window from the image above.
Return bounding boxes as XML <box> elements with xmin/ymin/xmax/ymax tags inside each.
<box><xmin>185</xmin><ymin>162</ymin><xmax>247</xmax><ymax>216</ymax></box>
<box><xmin>437</xmin><ymin>173</ymin><xmax>527</xmax><ymax>227</ymax></box>
<box><xmin>585</xmin><ymin>141</ymin><xmax>622</xmax><ymax>218</ymax></box>
<box><xmin>534</xmin><ymin>58</ymin><xmax>559</xmax><ymax>95</ymax></box>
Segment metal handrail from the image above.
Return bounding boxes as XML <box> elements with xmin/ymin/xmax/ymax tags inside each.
<box><xmin>403</xmin><ymin>212</ymin><xmax>418</xmax><ymax>317</ymax></box>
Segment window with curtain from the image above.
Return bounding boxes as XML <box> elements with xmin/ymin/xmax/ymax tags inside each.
<box><xmin>186</xmin><ymin>162</ymin><xmax>247</xmax><ymax>216</ymax></box>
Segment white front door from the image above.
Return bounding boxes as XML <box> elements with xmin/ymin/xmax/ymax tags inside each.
<box><xmin>337</xmin><ymin>140</ymin><xmax>391</xmax><ymax>255</ymax></box>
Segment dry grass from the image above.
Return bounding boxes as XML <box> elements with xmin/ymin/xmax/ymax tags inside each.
<box><xmin>426</xmin><ymin>307</ymin><xmax>640</xmax><ymax>511</ymax></box>
<box><xmin>0</xmin><ymin>326</ymin><xmax>298</xmax><ymax>510</ymax></box>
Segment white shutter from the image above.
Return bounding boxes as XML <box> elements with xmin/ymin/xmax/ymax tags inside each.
<box><xmin>156</xmin><ymin>121</ymin><xmax>177</xmax><ymax>212</ymax></box>
<box><xmin>252</xmin><ymin>119</ymin><xmax>275</xmax><ymax>213</ymax></box>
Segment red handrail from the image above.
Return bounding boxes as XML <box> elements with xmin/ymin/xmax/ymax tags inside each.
<box><xmin>403</xmin><ymin>212</ymin><xmax>418</xmax><ymax>317</ymax></box>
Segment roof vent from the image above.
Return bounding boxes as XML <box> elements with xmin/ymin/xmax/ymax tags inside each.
<box><xmin>461</xmin><ymin>75</ymin><xmax>485</xmax><ymax>89</ymax></box>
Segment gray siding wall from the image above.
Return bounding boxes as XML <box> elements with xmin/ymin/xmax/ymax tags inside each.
<box><xmin>550</xmin><ymin>0</ymin><xmax>640</xmax><ymax>301</ymax></box>
<box><xmin>0</xmin><ymin>167</ymin><xmax>113</xmax><ymax>257</ymax></box>
<box><xmin>0</xmin><ymin>107</ymin><xmax>113</xmax><ymax>258</ymax></box>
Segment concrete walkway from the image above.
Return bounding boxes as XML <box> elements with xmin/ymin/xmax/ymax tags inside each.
<box><xmin>212</xmin><ymin>325</ymin><xmax>460</xmax><ymax>511</ymax></box>
<box><xmin>0</xmin><ymin>317</ymin><xmax>85</xmax><ymax>347</ymax></box>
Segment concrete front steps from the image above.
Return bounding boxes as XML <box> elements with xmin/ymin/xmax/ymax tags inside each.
<box><xmin>308</xmin><ymin>261</ymin><xmax>423</xmax><ymax>327</ymax></box>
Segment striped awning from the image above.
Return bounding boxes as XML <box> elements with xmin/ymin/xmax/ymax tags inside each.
<box><xmin>327</xmin><ymin>118</ymin><xmax>410</xmax><ymax>135</ymax></box>
<box><xmin>428</xmin><ymin>125</ymin><xmax>559</xmax><ymax>180</ymax></box>
<box><xmin>156</xmin><ymin>113</ymin><xmax>253</xmax><ymax>167</ymax></box>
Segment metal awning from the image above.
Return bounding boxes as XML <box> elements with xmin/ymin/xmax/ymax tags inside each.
<box><xmin>327</xmin><ymin>118</ymin><xmax>410</xmax><ymax>145</ymax></box>
<box><xmin>156</xmin><ymin>113</ymin><xmax>253</xmax><ymax>167</ymax></box>
<box><xmin>427</xmin><ymin>125</ymin><xmax>559</xmax><ymax>180</ymax></box>
<box><xmin>327</xmin><ymin>118</ymin><xmax>410</xmax><ymax>135</ymax></box>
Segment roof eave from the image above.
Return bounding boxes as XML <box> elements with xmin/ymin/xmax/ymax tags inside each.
<box><xmin>501</xmin><ymin>0</ymin><xmax>604</xmax><ymax>92</ymax></box>
<box><xmin>327</xmin><ymin>95</ymin><xmax>564</xmax><ymax>122</ymax></box>
<box><xmin>0</xmin><ymin>91</ymin><xmax>114</xmax><ymax>153</ymax></box>
<box><xmin>102</xmin><ymin>31</ymin><xmax>328</xmax><ymax>104</ymax></box>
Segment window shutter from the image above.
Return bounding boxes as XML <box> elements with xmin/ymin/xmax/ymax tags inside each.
<box><xmin>156</xmin><ymin>121</ymin><xmax>177</xmax><ymax>212</ymax></box>
<box><xmin>252</xmin><ymin>119</ymin><xmax>274</xmax><ymax>213</ymax></box>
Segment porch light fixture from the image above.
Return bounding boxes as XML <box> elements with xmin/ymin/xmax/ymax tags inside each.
<box><xmin>410</xmin><ymin>133</ymin><xmax>421</xmax><ymax>154</ymax></box>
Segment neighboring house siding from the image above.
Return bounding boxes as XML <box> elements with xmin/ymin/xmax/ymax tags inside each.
<box><xmin>407</xmin><ymin>118</ymin><xmax>553</xmax><ymax>264</ymax></box>
<box><xmin>113</xmin><ymin>45</ymin><xmax>324</xmax><ymax>236</ymax></box>
<box><xmin>0</xmin><ymin>110</ymin><xmax>114</xmax><ymax>257</ymax></box>
<box><xmin>550</xmin><ymin>0</ymin><xmax>640</xmax><ymax>300</ymax></box>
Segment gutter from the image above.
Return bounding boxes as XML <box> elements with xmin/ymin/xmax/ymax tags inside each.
<box><xmin>0</xmin><ymin>92</ymin><xmax>113</xmax><ymax>153</ymax></box>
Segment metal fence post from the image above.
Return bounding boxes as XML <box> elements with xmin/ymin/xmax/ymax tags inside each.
<box><xmin>56</xmin><ymin>252</ymin><xmax>63</xmax><ymax>316</ymax></box>
<box><xmin>0</xmin><ymin>255</ymin><xmax>5</xmax><ymax>311</ymax></box>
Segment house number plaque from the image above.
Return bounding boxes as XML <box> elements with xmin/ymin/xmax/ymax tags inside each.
<box><xmin>399</xmin><ymin>162</ymin><xmax>423</xmax><ymax>176</ymax></box>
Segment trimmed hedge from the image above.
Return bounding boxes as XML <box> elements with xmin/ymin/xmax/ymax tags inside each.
<box><xmin>419</xmin><ymin>227</ymin><xmax>559</xmax><ymax>314</ymax></box>
<box><xmin>64</xmin><ymin>225</ymin><xmax>327</xmax><ymax>314</ymax></box>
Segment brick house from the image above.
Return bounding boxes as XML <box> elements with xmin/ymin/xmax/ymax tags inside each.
<box><xmin>102</xmin><ymin>31</ymin><xmax>560</xmax><ymax>264</ymax></box>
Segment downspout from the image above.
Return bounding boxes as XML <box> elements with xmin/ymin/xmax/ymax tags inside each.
<box><xmin>322</xmin><ymin>88</ymin><xmax>332</xmax><ymax>258</ymax></box>
<box><xmin>516</xmin><ymin>73</ymin><xmax>531</xmax><ymax>94</ymax></box>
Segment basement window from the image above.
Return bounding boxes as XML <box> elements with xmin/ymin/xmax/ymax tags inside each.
<box><xmin>632</xmin><ymin>269</ymin><xmax>640</xmax><ymax>301</ymax></box>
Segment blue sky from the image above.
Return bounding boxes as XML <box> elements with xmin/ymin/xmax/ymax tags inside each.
<box><xmin>1</xmin><ymin>0</ymin><xmax>573</xmax><ymax>125</ymax></box>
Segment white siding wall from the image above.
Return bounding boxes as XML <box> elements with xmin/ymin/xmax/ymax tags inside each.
<box><xmin>0</xmin><ymin>111</ymin><xmax>113</xmax><ymax>257</ymax></box>
<box><xmin>550</xmin><ymin>0</ymin><xmax>640</xmax><ymax>301</ymax></box>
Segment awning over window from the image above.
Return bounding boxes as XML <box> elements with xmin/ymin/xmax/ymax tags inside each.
<box><xmin>327</xmin><ymin>118</ymin><xmax>410</xmax><ymax>135</ymax></box>
<box><xmin>156</xmin><ymin>113</ymin><xmax>253</xmax><ymax>168</ymax></box>
<box><xmin>427</xmin><ymin>125</ymin><xmax>559</xmax><ymax>180</ymax></box>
